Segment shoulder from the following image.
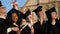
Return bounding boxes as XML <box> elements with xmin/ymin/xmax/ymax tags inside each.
<box><xmin>0</xmin><ymin>18</ymin><xmax>6</xmax><ymax>21</ymax></box>
<box><xmin>33</xmin><ymin>21</ymin><xmax>40</xmax><ymax>28</ymax></box>
<box><xmin>33</xmin><ymin>21</ymin><xmax>39</xmax><ymax>26</ymax></box>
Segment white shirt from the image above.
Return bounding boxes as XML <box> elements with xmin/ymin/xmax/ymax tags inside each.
<box><xmin>13</xmin><ymin>23</ymin><xmax>18</xmax><ymax>27</ymax></box>
<box><xmin>0</xmin><ymin>16</ymin><xmax>6</xmax><ymax>19</ymax></box>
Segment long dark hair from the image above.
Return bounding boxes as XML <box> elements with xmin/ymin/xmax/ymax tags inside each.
<box><xmin>6</xmin><ymin>12</ymin><xmax>22</xmax><ymax>26</ymax></box>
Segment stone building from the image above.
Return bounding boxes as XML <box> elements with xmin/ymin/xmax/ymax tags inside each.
<box><xmin>19</xmin><ymin>0</ymin><xmax>60</xmax><ymax>25</ymax></box>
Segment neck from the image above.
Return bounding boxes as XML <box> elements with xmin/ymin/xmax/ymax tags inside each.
<box><xmin>13</xmin><ymin>21</ymin><xmax>17</xmax><ymax>23</ymax></box>
<box><xmin>0</xmin><ymin>14</ymin><xmax>6</xmax><ymax>17</ymax></box>
<box><xmin>0</xmin><ymin>12</ymin><xmax>6</xmax><ymax>15</ymax></box>
<box><xmin>52</xmin><ymin>19</ymin><xmax>56</xmax><ymax>22</ymax></box>
<box><xmin>1</xmin><ymin>12</ymin><xmax>5</xmax><ymax>14</ymax></box>
<box><xmin>52</xmin><ymin>19</ymin><xmax>56</xmax><ymax>25</ymax></box>
<box><xmin>0</xmin><ymin>13</ymin><xmax>6</xmax><ymax>19</ymax></box>
<box><xmin>39</xmin><ymin>18</ymin><xmax>44</xmax><ymax>25</ymax></box>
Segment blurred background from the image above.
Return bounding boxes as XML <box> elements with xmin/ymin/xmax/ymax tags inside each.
<box><xmin>1</xmin><ymin>0</ymin><xmax>60</xmax><ymax>23</ymax></box>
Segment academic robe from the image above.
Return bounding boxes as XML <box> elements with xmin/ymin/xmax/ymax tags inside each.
<box><xmin>7</xmin><ymin>22</ymin><xmax>21</xmax><ymax>34</ymax></box>
<box><xmin>33</xmin><ymin>21</ymin><xmax>46</xmax><ymax>34</ymax></box>
<box><xmin>21</xmin><ymin>25</ymin><xmax>31</xmax><ymax>34</ymax></box>
<box><xmin>45</xmin><ymin>20</ymin><xmax>60</xmax><ymax>34</ymax></box>
<box><xmin>0</xmin><ymin>18</ymin><xmax>7</xmax><ymax>34</ymax></box>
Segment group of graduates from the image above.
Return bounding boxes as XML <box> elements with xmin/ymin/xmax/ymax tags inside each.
<box><xmin>0</xmin><ymin>0</ymin><xmax>60</xmax><ymax>34</ymax></box>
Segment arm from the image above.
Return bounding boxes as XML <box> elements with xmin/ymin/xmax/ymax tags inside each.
<box><xmin>0</xmin><ymin>21</ymin><xmax>6</xmax><ymax>34</ymax></box>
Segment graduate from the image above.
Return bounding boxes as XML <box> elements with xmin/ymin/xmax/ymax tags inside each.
<box><xmin>6</xmin><ymin>8</ymin><xmax>23</xmax><ymax>34</ymax></box>
<box><xmin>0</xmin><ymin>1</ymin><xmax>21</xmax><ymax>34</ymax></box>
<box><xmin>33</xmin><ymin>6</ymin><xmax>46</xmax><ymax>34</ymax></box>
<box><xmin>0</xmin><ymin>1</ymin><xmax>7</xmax><ymax>34</ymax></box>
<box><xmin>21</xmin><ymin>9</ymin><xmax>34</xmax><ymax>34</ymax></box>
<box><xmin>45</xmin><ymin>7</ymin><xmax>60</xmax><ymax>34</ymax></box>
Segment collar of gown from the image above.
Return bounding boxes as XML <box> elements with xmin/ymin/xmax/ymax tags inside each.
<box><xmin>0</xmin><ymin>16</ymin><xmax>6</xmax><ymax>19</ymax></box>
<box><xmin>13</xmin><ymin>23</ymin><xmax>18</xmax><ymax>27</ymax></box>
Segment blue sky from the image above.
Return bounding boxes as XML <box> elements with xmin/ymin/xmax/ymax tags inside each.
<box><xmin>1</xmin><ymin>0</ymin><xmax>27</xmax><ymax>13</ymax></box>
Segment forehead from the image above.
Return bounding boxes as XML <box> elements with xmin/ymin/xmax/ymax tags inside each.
<box><xmin>51</xmin><ymin>12</ymin><xmax>56</xmax><ymax>14</ymax></box>
<box><xmin>12</xmin><ymin>13</ymin><xmax>18</xmax><ymax>17</ymax></box>
<box><xmin>38</xmin><ymin>11</ymin><xmax>43</xmax><ymax>13</ymax></box>
<box><xmin>0</xmin><ymin>6</ymin><xmax>5</xmax><ymax>8</ymax></box>
<box><xmin>12</xmin><ymin>13</ymin><xmax>17</xmax><ymax>15</ymax></box>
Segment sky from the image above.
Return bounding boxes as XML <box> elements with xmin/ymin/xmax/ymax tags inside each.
<box><xmin>1</xmin><ymin>0</ymin><xmax>27</xmax><ymax>13</ymax></box>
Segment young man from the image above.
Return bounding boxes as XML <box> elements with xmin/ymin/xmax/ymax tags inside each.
<box><xmin>0</xmin><ymin>1</ymin><xmax>7</xmax><ymax>34</ymax></box>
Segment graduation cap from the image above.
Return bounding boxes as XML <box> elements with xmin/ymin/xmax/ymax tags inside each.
<box><xmin>45</xmin><ymin>7</ymin><xmax>56</xmax><ymax>19</ymax></box>
<box><xmin>0</xmin><ymin>1</ymin><xmax>3</xmax><ymax>7</ymax></box>
<box><xmin>7</xmin><ymin>8</ymin><xmax>23</xmax><ymax>19</ymax></box>
<box><xmin>22</xmin><ymin>9</ymin><xmax>31</xmax><ymax>19</ymax></box>
<box><xmin>33</xmin><ymin>6</ymin><xmax>42</xmax><ymax>15</ymax></box>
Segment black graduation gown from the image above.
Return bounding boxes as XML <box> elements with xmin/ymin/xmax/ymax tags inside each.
<box><xmin>33</xmin><ymin>21</ymin><xmax>46</xmax><ymax>34</ymax></box>
<box><xmin>46</xmin><ymin>20</ymin><xmax>60</xmax><ymax>34</ymax></box>
<box><xmin>0</xmin><ymin>18</ymin><xmax>7</xmax><ymax>34</ymax></box>
<box><xmin>21</xmin><ymin>25</ymin><xmax>31</xmax><ymax>34</ymax></box>
<box><xmin>7</xmin><ymin>23</ymin><xmax>20</xmax><ymax>34</ymax></box>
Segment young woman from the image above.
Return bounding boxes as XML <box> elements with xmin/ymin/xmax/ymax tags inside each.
<box><xmin>6</xmin><ymin>8</ymin><xmax>22</xmax><ymax>34</ymax></box>
<box><xmin>21</xmin><ymin>10</ymin><xmax>34</xmax><ymax>34</ymax></box>
<box><xmin>33</xmin><ymin>6</ymin><xmax>46</xmax><ymax>34</ymax></box>
<box><xmin>45</xmin><ymin>7</ymin><xmax>60</xmax><ymax>34</ymax></box>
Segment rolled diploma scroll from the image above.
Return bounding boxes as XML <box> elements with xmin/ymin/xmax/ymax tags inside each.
<box><xmin>20</xmin><ymin>24</ymin><xmax>28</xmax><ymax>31</ymax></box>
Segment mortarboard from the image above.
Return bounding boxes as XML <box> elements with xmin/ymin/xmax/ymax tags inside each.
<box><xmin>7</xmin><ymin>8</ymin><xmax>23</xmax><ymax>19</ymax></box>
<box><xmin>33</xmin><ymin>6</ymin><xmax>42</xmax><ymax>15</ymax></box>
<box><xmin>0</xmin><ymin>1</ymin><xmax>3</xmax><ymax>7</ymax></box>
<box><xmin>45</xmin><ymin>7</ymin><xmax>56</xmax><ymax>19</ymax></box>
<box><xmin>22</xmin><ymin>9</ymin><xmax>31</xmax><ymax>19</ymax></box>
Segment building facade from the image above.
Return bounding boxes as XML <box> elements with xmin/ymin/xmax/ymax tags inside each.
<box><xmin>19</xmin><ymin>0</ymin><xmax>60</xmax><ymax>24</ymax></box>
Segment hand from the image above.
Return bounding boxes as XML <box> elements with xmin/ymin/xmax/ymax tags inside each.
<box><xmin>30</xmin><ymin>26</ymin><xmax>34</xmax><ymax>34</ymax></box>
<box><xmin>11</xmin><ymin>2</ymin><xmax>18</xmax><ymax>7</ymax></box>
<box><xmin>16</xmin><ymin>30</ymin><xmax>21</xmax><ymax>34</ymax></box>
<box><xmin>16</xmin><ymin>29</ymin><xmax>23</xmax><ymax>34</ymax></box>
<box><xmin>11</xmin><ymin>27</ymin><xmax>19</xmax><ymax>31</ymax></box>
<box><xmin>28</xmin><ymin>14</ymin><xmax>34</xmax><ymax>23</ymax></box>
<box><xmin>19</xmin><ymin>29</ymin><xmax>23</xmax><ymax>32</ymax></box>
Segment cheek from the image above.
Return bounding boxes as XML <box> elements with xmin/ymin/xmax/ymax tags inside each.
<box><xmin>54</xmin><ymin>14</ymin><xmax>57</xmax><ymax>18</ymax></box>
<box><xmin>12</xmin><ymin>16</ymin><xmax>18</xmax><ymax>21</ymax></box>
<box><xmin>51</xmin><ymin>13</ymin><xmax>57</xmax><ymax>18</ymax></box>
<box><xmin>14</xmin><ymin>16</ymin><xmax>18</xmax><ymax>20</ymax></box>
<box><xmin>51</xmin><ymin>14</ymin><xmax>54</xmax><ymax>18</ymax></box>
<box><xmin>39</xmin><ymin>13</ymin><xmax>44</xmax><ymax>17</ymax></box>
<box><xmin>1</xmin><ymin>9</ymin><xmax>6</xmax><ymax>12</ymax></box>
<box><xmin>12</xmin><ymin>17</ymin><xmax>15</xmax><ymax>21</ymax></box>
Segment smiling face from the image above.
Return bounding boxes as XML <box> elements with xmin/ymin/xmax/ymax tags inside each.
<box><xmin>51</xmin><ymin>12</ymin><xmax>57</xmax><ymax>19</ymax></box>
<box><xmin>11</xmin><ymin>13</ymin><xmax>18</xmax><ymax>23</ymax></box>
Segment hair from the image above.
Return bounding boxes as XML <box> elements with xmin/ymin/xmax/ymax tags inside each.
<box><xmin>47</xmin><ymin>12</ymin><xmax>57</xmax><ymax>24</ymax></box>
<box><xmin>36</xmin><ymin>12</ymin><xmax>41</xmax><ymax>18</ymax></box>
<box><xmin>48</xmin><ymin>11</ymin><xmax>57</xmax><ymax>20</ymax></box>
<box><xmin>6</xmin><ymin>12</ymin><xmax>22</xmax><ymax>26</ymax></box>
